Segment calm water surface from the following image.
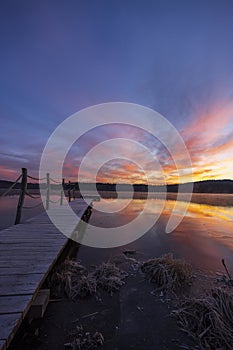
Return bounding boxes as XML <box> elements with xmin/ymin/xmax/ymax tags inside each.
<box><xmin>76</xmin><ymin>196</ymin><xmax>233</xmax><ymax>274</ymax></box>
<box><xmin>1</xmin><ymin>193</ymin><xmax>233</xmax><ymax>230</ymax></box>
<box><xmin>1</xmin><ymin>193</ymin><xmax>233</xmax><ymax>273</ymax></box>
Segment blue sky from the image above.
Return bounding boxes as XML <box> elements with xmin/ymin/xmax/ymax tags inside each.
<box><xmin>1</xmin><ymin>0</ymin><xmax>233</xmax><ymax>183</ymax></box>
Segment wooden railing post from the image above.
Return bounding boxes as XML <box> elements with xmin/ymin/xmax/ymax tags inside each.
<box><xmin>68</xmin><ymin>181</ymin><xmax>71</xmax><ymax>202</ymax></box>
<box><xmin>73</xmin><ymin>186</ymin><xmax>75</xmax><ymax>200</ymax></box>
<box><xmin>46</xmin><ymin>173</ymin><xmax>50</xmax><ymax>210</ymax></box>
<box><xmin>15</xmin><ymin>168</ymin><xmax>27</xmax><ymax>225</ymax></box>
<box><xmin>60</xmin><ymin>178</ymin><xmax>65</xmax><ymax>205</ymax></box>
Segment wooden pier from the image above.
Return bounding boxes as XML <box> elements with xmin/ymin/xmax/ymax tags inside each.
<box><xmin>0</xmin><ymin>199</ymin><xmax>93</xmax><ymax>350</ymax></box>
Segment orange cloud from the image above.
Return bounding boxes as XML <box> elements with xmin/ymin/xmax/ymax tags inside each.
<box><xmin>179</xmin><ymin>101</ymin><xmax>233</xmax><ymax>182</ymax></box>
<box><xmin>60</xmin><ymin>101</ymin><xmax>233</xmax><ymax>185</ymax></box>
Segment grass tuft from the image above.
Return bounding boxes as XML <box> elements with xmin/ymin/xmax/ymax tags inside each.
<box><xmin>173</xmin><ymin>287</ymin><xmax>233</xmax><ymax>350</ymax></box>
<box><xmin>141</xmin><ymin>253</ymin><xmax>192</xmax><ymax>293</ymax></box>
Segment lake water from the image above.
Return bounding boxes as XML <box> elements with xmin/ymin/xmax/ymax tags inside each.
<box><xmin>1</xmin><ymin>193</ymin><xmax>233</xmax><ymax>274</ymax></box>
<box><xmin>0</xmin><ymin>194</ymin><xmax>59</xmax><ymax>230</ymax></box>
<box><xmin>76</xmin><ymin>195</ymin><xmax>233</xmax><ymax>274</ymax></box>
<box><xmin>1</xmin><ymin>193</ymin><xmax>233</xmax><ymax>230</ymax></box>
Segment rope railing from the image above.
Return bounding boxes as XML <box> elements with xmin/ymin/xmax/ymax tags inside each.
<box><xmin>50</xmin><ymin>177</ymin><xmax>62</xmax><ymax>184</ymax></box>
<box><xmin>49</xmin><ymin>197</ymin><xmax>61</xmax><ymax>204</ymax></box>
<box><xmin>1</xmin><ymin>168</ymin><xmax>76</xmax><ymax>224</ymax></box>
<box><xmin>12</xmin><ymin>168</ymin><xmax>75</xmax><ymax>225</ymax></box>
<box><xmin>0</xmin><ymin>174</ymin><xmax>22</xmax><ymax>198</ymax></box>
<box><xmin>25</xmin><ymin>190</ymin><xmax>41</xmax><ymax>200</ymax></box>
<box><xmin>27</xmin><ymin>174</ymin><xmax>46</xmax><ymax>181</ymax></box>
<box><xmin>23</xmin><ymin>202</ymin><xmax>43</xmax><ymax>209</ymax></box>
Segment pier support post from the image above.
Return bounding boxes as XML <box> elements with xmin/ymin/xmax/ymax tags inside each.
<box><xmin>15</xmin><ymin>168</ymin><xmax>27</xmax><ymax>225</ymax></box>
<box><xmin>73</xmin><ymin>184</ymin><xmax>75</xmax><ymax>200</ymax></box>
<box><xmin>46</xmin><ymin>173</ymin><xmax>50</xmax><ymax>210</ymax></box>
<box><xmin>60</xmin><ymin>178</ymin><xmax>65</xmax><ymax>205</ymax></box>
<box><xmin>68</xmin><ymin>181</ymin><xmax>71</xmax><ymax>202</ymax></box>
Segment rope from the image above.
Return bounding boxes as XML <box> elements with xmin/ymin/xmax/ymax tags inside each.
<box><xmin>0</xmin><ymin>174</ymin><xmax>22</xmax><ymax>198</ymax></box>
<box><xmin>23</xmin><ymin>202</ymin><xmax>43</xmax><ymax>209</ymax></box>
<box><xmin>25</xmin><ymin>190</ymin><xmax>41</xmax><ymax>199</ymax></box>
<box><xmin>27</xmin><ymin>174</ymin><xmax>46</xmax><ymax>181</ymax></box>
<box><xmin>50</xmin><ymin>178</ymin><xmax>62</xmax><ymax>184</ymax></box>
<box><xmin>49</xmin><ymin>198</ymin><xmax>61</xmax><ymax>204</ymax></box>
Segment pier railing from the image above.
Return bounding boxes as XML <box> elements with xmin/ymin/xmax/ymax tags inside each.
<box><xmin>0</xmin><ymin>168</ymin><xmax>77</xmax><ymax>225</ymax></box>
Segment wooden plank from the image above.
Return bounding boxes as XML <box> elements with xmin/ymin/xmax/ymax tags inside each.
<box><xmin>0</xmin><ymin>248</ymin><xmax>65</xmax><ymax>256</ymax></box>
<box><xmin>0</xmin><ymin>295</ymin><xmax>32</xmax><ymax>315</ymax></box>
<box><xmin>0</xmin><ymin>264</ymin><xmax>53</xmax><ymax>275</ymax></box>
<box><xmin>0</xmin><ymin>234</ymin><xmax>64</xmax><ymax>239</ymax></box>
<box><xmin>0</xmin><ymin>274</ymin><xmax>44</xmax><ymax>296</ymax></box>
<box><xmin>0</xmin><ymin>253</ymin><xmax>63</xmax><ymax>261</ymax></box>
<box><xmin>0</xmin><ymin>340</ymin><xmax>6</xmax><ymax>350</ymax></box>
<box><xmin>26</xmin><ymin>289</ymin><xmax>49</xmax><ymax>320</ymax></box>
<box><xmin>0</xmin><ymin>226</ymin><xmax>59</xmax><ymax>232</ymax></box>
<box><xmin>0</xmin><ymin>255</ymin><xmax>63</xmax><ymax>265</ymax></box>
<box><xmin>0</xmin><ymin>243</ymin><xmax>66</xmax><ymax>249</ymax></box>
<box><xmin>0</xmin><ymin>313</ymin><xmax>22</xmax><ymax>344</ymax></box>
<box><xmin>0</xmin><ymin>238</ymin><xmax>65</xmax><ymax>244</ymax></box>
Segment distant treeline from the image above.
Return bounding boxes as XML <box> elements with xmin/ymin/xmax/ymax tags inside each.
<box><xmin>1</xmin><ymin>179</ymin><xmax>233</xmax><ymax>194</ymax></box>
<box><xmin>76</xmin><ymin>180</ymin><xmax>233</xmax><ymax>193</ymax></box>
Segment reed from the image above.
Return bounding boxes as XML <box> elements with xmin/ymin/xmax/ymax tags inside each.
<box><xmin>65</xmin><ymin>325</ymin><xmax>104</xmax><ymax>349</ymax></box>
<box><xmin>49</xmin><ymin>259</ymin><xmax>96</xmax><ymax>299</ymax></box>
<box><xmin>173</xmin><ymin>288</ymin><xmax>233</xmax><ymax>349</ymax></box>
<box><xmin>141</xmin><ymin>253</ymin><xmax>192</xmax><ymax>293</ymax></box>
<box><xmin>93</xmin><ymin>262</ymin><xmax>128</xmax><ymax>296</ymax></box>
<box><xmin>49</xmin><ymin>259</ymin><xmax>127</xmax><ymax>299</ymax></box>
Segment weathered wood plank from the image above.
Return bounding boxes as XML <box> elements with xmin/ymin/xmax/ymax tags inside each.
<box><xmin>0</xmin><ymin>234</ymin><xmax>64</xmax><ymax>239</ymax></box>
<box><xmin>1</xmin><ymin>243</ymin><xmax>64</xmax><ymax>257</ymax></box>
<box><xmin>0</xmin><ymin>340</ymin><xmax>6</xmax><ymax>350</ymax></box>
<box><xmin>0</xmin><ymin>313</ymin><xmax>22</xmax><ymax>343</ymax></box>
<box><xmin>0</xmin><ymin>243</ymin><xmax>66</xmax><ymax>249</ymax></box>
<box><xmin>0</xmin><ymin>264</ymin><xmax>53</xmax><ymax>275</ymax></box>
<box><xmin>0</xmin><ymin>257</ymin><xmax>61</xmax><ymax>266</ymax></box>
<box><xmin>0</xmin><ymin>274</ymin><xmax>44</xmax><ymax>296</ymax></box>
<box><xmin>0</xmin><ymin>253</ymin><xmax>63</xmax><ymax>261</ymax></box>
<box><xmin>0</xmin><ymin>295</ymin><xmax>33</xmax><ymax>315</ymax></box>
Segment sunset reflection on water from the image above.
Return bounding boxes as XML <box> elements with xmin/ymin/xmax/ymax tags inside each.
<box><xmin>1</xmin><ymin>194</ymin><xmax>233</xmax><ymax>273</ymax></box>
<box><xmin>91</xmin><ymin>196</ymin><xmax>233</xmax><ymax>273</ymax></box>
<box><xmin>93</xmin><ymin>197</ymin><xmax>233</xmax><ymax>222</ymax></box>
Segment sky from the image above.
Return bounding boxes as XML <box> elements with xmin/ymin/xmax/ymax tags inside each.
<box><xmin>1</xmin><ymin>0</ymin><xmax>233</xmax><ymax>184</ymax></box>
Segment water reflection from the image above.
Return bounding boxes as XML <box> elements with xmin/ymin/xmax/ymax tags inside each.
<box><xmin>0</xmin><ymin>195</ymin><xmax>42</xmax><ymax>229</ymax></box>
<box><xmin>87</xmin><ymin>197</ymin><xmax>233</xmax><ymax>272</ymax></box>
<box><xmin>164</xmin><ymin>200</ymin><xmax>233</xmax><ymax>221</ymax></box>
<box><xmin>2</xmin><ymin>193</ymin><xmax>233</xmax><ymax>272</ymax></box>
<box><xmin>93</xmin><ymin>197</ymin><xmax>233</xmax><ymax>223</ymax></box>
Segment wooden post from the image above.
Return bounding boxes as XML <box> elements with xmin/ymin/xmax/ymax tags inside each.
<box><xmin>60</xmin><ymin>178</ymin><xmax>65</xmax><ymax>205</ymax></box>
<box><xmin>72</xmin><ymin>184</ymin><xmax>75</xmax><ymax>200</ymax></box>
<box><xmin>46</xmin><ymin>173</ymin><xmax>50</xmax><ymax>210</ymax></box>
<box><xmin>15</xmin><ymin>168</ymin><xmax>27</xmax><ymax>225</ymax></box>
<box><xmin>68</xmin><ymin>181</ymin><xmax>71</xmax><ymax>202</ymax></box>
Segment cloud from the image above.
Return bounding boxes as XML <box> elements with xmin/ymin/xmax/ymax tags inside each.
<box><xmin>180</xmin><ymin>101</ymin><xmax>233</xmax><ymax>181</ymax></box>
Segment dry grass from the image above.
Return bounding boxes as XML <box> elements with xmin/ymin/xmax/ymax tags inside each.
<box><xmin>173</xmin><ymin>287</ymin><xmax>233</xmax><ymax>350</ymax></box>
<box><xmin>93</xmin><ymin>262</ymin><xmax>128</xmax><ymax>296</ymax></box>
<box><xmin>69</xmin><ymin>275</ymin><xmax>97</xmax><ymax>299</ymax></box>
<box><xmin>49</xmin><ymin>259</ymin><xmax>127</xmax><ymax>299</ymax></box>
<box><xmin>49</xmin><ymin>260</ymin><xmax>96</xmax><ymax>299</ymax></box>
<box><xmin>65</xmin><ymin>325</ymin><xmax>104</xmax><ymax>349</ymax></box>
<box><xmin>141</xmin><ymin>253</ymin><xmax>192</xmax><ymax>294</ymax></box>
